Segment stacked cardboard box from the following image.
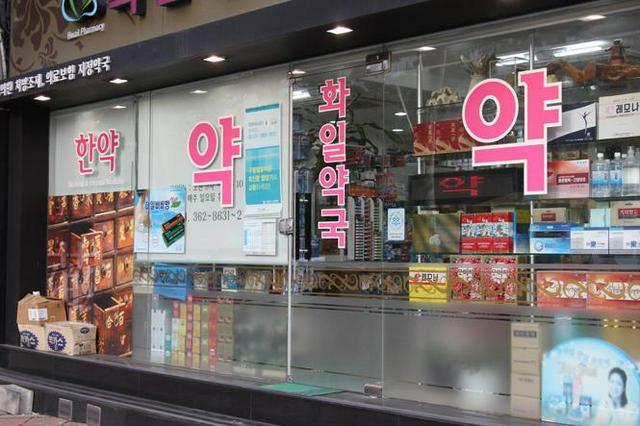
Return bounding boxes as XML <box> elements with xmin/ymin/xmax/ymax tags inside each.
<box><xmin>17</xmin><ymin>293</ymin><xmax>67</xmax><ymax>351</ymax></box>
<box><xmin>510</xmin><ymin>323</ymin><xmax>541</xmax><ymax>420</ymax></box>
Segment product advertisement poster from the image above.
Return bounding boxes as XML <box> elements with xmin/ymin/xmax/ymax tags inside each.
<box><xmin>244</xmin><ymin>103</ymin><xmax>282</xmax><ymax>217</ymax></box>
<box><xmin>134</xmin><ymin>186</ymin><xmax>186</xmax><ymax>254</ymax></box>
<box><xmin>542</xmin><ymin>338</ymin><xmax>640</xmax><ymax>425</ymax></box>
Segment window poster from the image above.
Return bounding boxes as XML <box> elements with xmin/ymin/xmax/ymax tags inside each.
<box><xmin>542</xmin><ymin>338</ymin><xmax>640</xmax><ymax>425</ymax></box>
<box><xmin>134</xmin><ymin>186</ymin><xmax>187</xmax><ymax>254</ymax></box>
<box><xmin>244</xmin><ymin>103</ymin><xmax>282</xmax><ymax>217</ymax></box>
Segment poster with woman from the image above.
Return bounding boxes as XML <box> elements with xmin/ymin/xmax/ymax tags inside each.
<box><xmin>542</xmin><ymin>338</ymin><xmax>640</xmax><ymax>425</ymax></box>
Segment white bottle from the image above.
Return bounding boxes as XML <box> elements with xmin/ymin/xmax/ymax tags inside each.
<box><xmin>623</xmin><ymin>147</ymin><xmax>640</xmax><ymax>197</ymax></box>
<box><xmin>591</xmin><ymin>153</ymin><xmax>610</xmax><ymax>198</ymax></box>
<box><xmin>611</xmin><ymin>152</ymin><xmax>623</xmax><ymax>197</ymax></box>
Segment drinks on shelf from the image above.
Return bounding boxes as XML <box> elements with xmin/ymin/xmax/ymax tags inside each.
<box><xmin>610</xmin><ymin>152</ymin><xmax>623</xmax><ymax>197</ymax></box>
<box><xmin>591</xmin><ymin>152</ymin><xmax>610</xmax><ymax>198</ymax></box>
<box><xmin>623</xmin><ymin>146</ymin><xmax>640</xmax><ymax>197</ymax></box>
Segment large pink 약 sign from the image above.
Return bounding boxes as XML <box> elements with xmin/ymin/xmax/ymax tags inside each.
<box><xmin>462</xmin><ymin>68</ymin><xmax>562</xmax><ymax>195</ymax></box>
<box><xmin>188</xmin><ymin>116</ymin><xmax>242</xmax><ymax>208</ymax></box>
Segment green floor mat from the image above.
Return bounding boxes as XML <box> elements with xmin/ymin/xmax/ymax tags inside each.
<box><xmin>258</xmin><ymin>382</ymin><xmax>340</xmax><ymax>396</ymax></box>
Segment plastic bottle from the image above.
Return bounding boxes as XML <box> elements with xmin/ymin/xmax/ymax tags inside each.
<box><xmin>591</xmin><ymin>153</ymin><xmax>610</xmax><ymax>198</ymax></box>
<box><xmin>623</xmin><ymin>147</ymin><xmax>640</xmax><ymax>196</ymax></box>
<box><xmin>610</xmin><ymin>152</ymin><xmax>623</xmax><ymax>197</ymax></box>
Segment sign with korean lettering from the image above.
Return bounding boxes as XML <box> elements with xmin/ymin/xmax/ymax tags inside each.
<box><xmin>462</xmin><ymin>68</ymin><xmax>562</xmax><ymax>195</ymax></box>
<box><xmin>133</xmin><ymin>186</ymin><xmax>186</xmax><ymax>254</ymax></box>
<box><xmin>244</xmin><ymin>103</ymin><xmax>282</xmax><ymax>217</ymax></box>
<box><xmin>317</xmin><ymin>77</ymin><xmax>350</xmax><ymax>249</ymax></box>
<box><xmin>598</xmin><ymin>92</ymin><xmax>640</xmax><ymax>139</ymax></box>
<box><xmin>49</xmin><ymin>98</ymin><xmax>136</xmax><ymax>196</ymax></box>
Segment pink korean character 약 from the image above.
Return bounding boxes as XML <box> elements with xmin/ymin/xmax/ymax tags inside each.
<box><xmin>319</xmin><ymin>164</ymin><xmax>349</xmax><ymax>206</ymax></box>
<box><xmin>318</xmin><ymin>77</ymin><xmax>351</xmax><ymax>118</ymax></box>
<box><xmin>96</xmin><ymin>129</ymin><xmax>120</xmax><ymax>173</ymax></box>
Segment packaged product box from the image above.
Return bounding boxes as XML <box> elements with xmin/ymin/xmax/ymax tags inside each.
<box><xmin>70</xmin><ymin>194</ymin><xmax>93</xmax><ymax>220</ymax></box>
<box><xmin>44</xmin><ymin>321</ymin><xmax>96</xmax><ymax>356</ymax></box>
<box><xmin>408</xmin><ymin>264</ymin><xmax>449</xmax><ymax>303</ymax></box>
<box><xmin>47</xmin><ymin>228</ymin><xmax>69</xmax><ymax>271</ymax></box>
<box><xmin>47</xmin><ymin>270</ymin><xmax>68</xmax><ymax>301</ymax></box>
<box><xmin>548</xmin><ymin>102</ymin><xmax>597</xmax><ymax>143</ymax></box>
<box><xmin>587</xmin><ymin>272</ymin><xmax>640</xmax><ymax>310</ymax></box>
<box><xmin>461</xmin><ymin>213</ymin><xmax>514</xmax><ymax>253</ymax></box>
<box><xmin>412</xmin><ymin>213</ymin><xmax>461</xmax><ymax>254</ymax></box>
<box><xmin>93</xmin><ymin>192</ymin><xmax>116</xmax><ymax>214</ymax></box>
<box><xmin>460</xmin><ymin>213</ymin><xmax>478</xmax><ymax>253</ymax></box>
<box><xmin>93</xmin><ymin>292</ymin><xmax>129</xmax><ymax>355</ymax></box>
<box><xmin>609</xmin><ymin>227</ymin><xmax>640</xmax><ymax>254</ymax></box>
<box><xmin>482</xmin><ymin>256</ymin><xmax>517</xmax><ymax>303</ymax></box>
<box><xmin>48</xmin><ymin>196</ymin><xmax>69</xmax><ymax>225</ymax></box>
<box><xmin>94</xmin><ymin>219</ymin><xmax>115</xmax><ymax>253</ymax></box>
<box><xmin>116</xmin><ymin>215</ymin><xmax>134</xmax><ymax>249</ymax></box>
<box><xmin>529</xmin><ymin>223</ymin><xmax>572</xmax><ymax>254</ymax></box>
<box><xmin>598</xmin><ymin>92</ymin><xmax>640</xmax><ymax>139</ymax></box>
<box><xmin>610</xmin><ymin>201</ymin><xmax>640</xmax><ymax>227</ymax></box>
<box><xmin>18</xmin><ymin>324</ymin><xmax>46</xmax><ymax>350</ymax></box>
<box><xmin>449</xmin><ymin>256</ymin><xmax>483</xmax><ymax>301</ymax></box>
<box><xmin>540</xmin><ymin>160</ymin><xmax>590</xmax><ymax>199</ymax></box>
<box><xmin>154</xmin><ymin>263</ymin><xmax>192</xmax><ymax>301</ymax></box>
<box><xmin>17</xmin><ymin>293</ymin><xmax>67</xmax><ymax>326</ymax></box>
<box><xmin>413</xmin><ymin>120</ymin><xmax>479</xmax><ymax>155</ymax></box>
<box><xmin>590</xmin><ymin>208</ymin><xmax>611</xmax><ymax>227</ymax></box>
<box><xmin>570</xmin><ymin>227</ymin><xmax>609</xmax><ymax>254</ymax></box>
<box><xmin>531</xmin><ymin>208</ymin><xmax>581</xmax><ymax>224</ymax></box>
<box><xmin>536</xmin><ymin>271</ymin><xmax>587</xmax><ymax>308</ymax></box>
<box><xmin>116</xmin><ymin>251</ymin><xmax>134</xmax><ymax>285</ymax></box>
<box><xmin>70</xmin><ymin>230</ymin><xmax>102</xmax><ymax>267</ymax></box>
<box><xmin>117</xmin><ymin>191</ymin><xmax>135</xmax><ymax>209</ymax></box>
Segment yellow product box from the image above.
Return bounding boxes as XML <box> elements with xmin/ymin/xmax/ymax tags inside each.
<box><xmin>409</xmin><ymin>264</ymin><xmax>449</xmax><ymax>303</ymax></box>
<box><xmin>44</xmin><ymin>321</ymin><xmax>96</xmax><ymax>356</ymax></box>
<box><xmin>193</xmin><ymin>322</ymin><xmax>202</xmax><ymax>337</ymax></box>
<box><xmin>193</xmin><ymin>304</ymin><xmax>201</xmax><ymax>322</ymax></box>
<box><xmin>179</xmin><ymin>303</ymin><xmax>187</xmax><ymax>319</ymax></box>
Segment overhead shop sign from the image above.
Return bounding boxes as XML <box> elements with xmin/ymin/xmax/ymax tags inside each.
<box><xmin>0</xmin><ymin>55</ymin><xmax>111</xmax><ymax>98</ymax></box>
<box><xmin>61</xmin><ymin>0</ymin><xmax>188</xmax><ymax>23</ymax></box>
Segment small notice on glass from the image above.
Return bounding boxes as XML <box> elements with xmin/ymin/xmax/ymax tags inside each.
<box><xmin>243</xmin><ymin>219</ymin><xmax>277</xmax><ymax>256</ymax></box>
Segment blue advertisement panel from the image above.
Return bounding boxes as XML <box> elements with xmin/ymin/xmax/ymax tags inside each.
<box><xmin>542</xmin><ymin>338</ymin><xmax>640</xmax><ymax>425</ymax></box>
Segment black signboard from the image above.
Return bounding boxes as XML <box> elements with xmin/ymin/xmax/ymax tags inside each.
<box><xmin>409</xmin><ymin>167</ymin><xmax>523</xmax><ymax>207</ymax></box>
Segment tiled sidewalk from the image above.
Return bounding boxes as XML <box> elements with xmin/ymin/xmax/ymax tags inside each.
<box><xmin>0</xmin><ymin>415</ymin><xmax>85</xmax><ymax>425</ymax></box>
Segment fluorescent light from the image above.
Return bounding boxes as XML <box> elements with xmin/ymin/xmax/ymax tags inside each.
<box><xmin>417</xmin><ymin>46</ymin><xmax>436</xmax><ymax>52</ymax></box>
<box><xmin>292</xmin><ymin>90</ymin><xmax>311</xmax><ymax>100</ymax></box>
<box><xmin>34</xmin><ymin>95</ymin><xmax>50</xmax><ymax>101</ymax></box>
<box><xmin>109</xmin><ymin>78</ymin><xmax>128</xmax><ymax>84</ymax></box>
<box><xmin>190</xmin><ymin>89</ymin><xmax>207</xmax><ymax>94</ymax></box>
<box><xmin>327</xmin><ymin>26</ymin><xmax>353</xmax><ymax>35</ymax></box>
<box><xmin>392</xmin><ymin>128</ymin><xmax>404</xmax><ymax>133</ymax></box>
<box><xmin>290</xmin><ymin>69</ymin><xmax>306</xmax><ymax>76</ymax></box>
<box><xmin>553</xmin><ymin>40</ymin><xmax>607</xmax><ymax>58</ymax></box>
<box><xmin>112</xmin><ymin>105</ymin><xmax>127</xmax><ymax>109</ymax></box>
<box><xmin>394</xmin><ymin>111</ymin><xmax>407</xmax><ymax>117</ymax></box>
<box><xmin>203</xmin><ymin>55</ymin><xmax>226</xmax><ymax>63</ymax></box>
<box><xmin>496</xmin><ymin>52</ymin><xmax>530</xmax><ymax>67</ymax></box>
<box><xmin>580</xmin><ymin>14</ymin><xmax>606</xmax><ymax>21</ymax></box>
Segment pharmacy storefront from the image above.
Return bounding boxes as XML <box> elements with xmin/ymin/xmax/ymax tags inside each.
<box><xmin>5</xmin><ymin>0</ymin><xmax>640</xmax><ymax>424</ymax></box>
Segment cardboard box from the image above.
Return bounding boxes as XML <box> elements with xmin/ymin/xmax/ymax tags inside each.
<box><xmin>548</xmin><ymin>102</ymin><xmax>597</xmax><ymax>143</ymax></box>
<box><xmin>531</xmin><ymin>208</ymin><xmax>580</xmax><ymax>224</ymax></box>
<box><xmin>409</xmin><ymin>264</ymin><xmax>449</xmax><ymax>303</ymax></box>
<box><xmin>536</xmin><ymin>271</ymin><xmax>587</xmax><ymax>308</ymax></box>
<box><xmin>540</xmin><ymin>160</ymin><xmax>590</xmax><ymax>199</ymax></box>
<box><xmin>598</xmin><ymin>92</ymin><xmax>640</xmax><ymax>139</ymax></box>
<box><xmin>511</xmin><ymin>395</ymin><xmax>541</xmax><ymax>420</ymax></box>
<box><xmin>45</xmin><ymin>321</ymin><xmax>96</xmax><ymax>356</ymax></box>
<box><xmin>18</xmin><ymin>324</ymin><xmax>46</xmax><ymax>350</ymax></box>
<box><xmin>611</xmin><ymin>201</ymin><xmax>640</xmax><ymax>227</ymax></box>
<box><xmin>17</xmin><ymin>293</ymin><xmax>67</xmax><ymax>326</ymax></box>
<box><xmin>511</xmin><ymin>347</ymin><xmax>540</xmax><ymax>376</ymax></box>
<box><xmin>511</xmin><ymin>373</ymin><xmax>541</xmax><ymax>398</ymax></box>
